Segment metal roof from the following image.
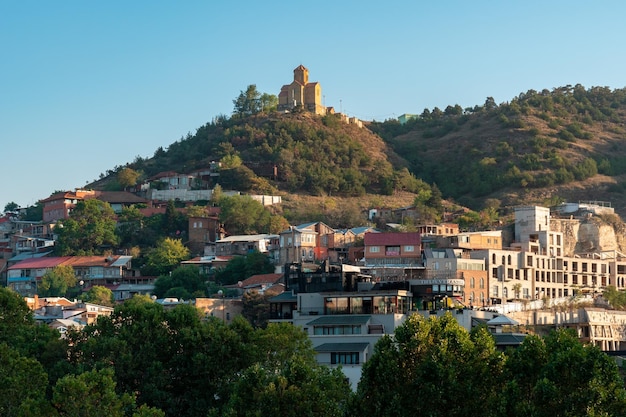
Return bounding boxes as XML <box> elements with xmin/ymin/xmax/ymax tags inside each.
<box><xmin>307</xmin><ymin>315</ymin><xmax>372</xmax><ymax>326</ymax></box>
<box><xmin>314</xmin><ymin>342</ymin><xmax>370</xmax><ymax>352</ymax></box>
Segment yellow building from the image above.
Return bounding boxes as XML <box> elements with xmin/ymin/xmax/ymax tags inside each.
<box><xmin>278</xmin><ymin>65</ymin><xmax>325</xmax><ymax>115</ymax></box>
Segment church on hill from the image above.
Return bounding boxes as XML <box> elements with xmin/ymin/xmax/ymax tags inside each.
<box><xmin>278</xmin><ymin>65</ymin><xmax>327</xmax><ymax>115</ymax></box>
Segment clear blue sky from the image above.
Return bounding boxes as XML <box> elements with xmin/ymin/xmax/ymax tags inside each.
<box><xmin>1</xmin><ymin>1</ymin><xmax>625</xmax><ymax>212</ymax></box>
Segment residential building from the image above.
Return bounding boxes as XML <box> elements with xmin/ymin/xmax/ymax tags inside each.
<box><xmin>278</xmin><ymin>222</ymin><xmax>336</xmax><ymax>266</ymax></box>
<box><xmin>40</xmin><ymin>189</ymin><xmax>97</xmax><ymax>223</ymax></box>
<box><xmin>187</xmin><ymin>215</ymin><xmax>222</xmax><ymax>256</ymax></box>
<box><xmin>7</xmin><ymin>255</ymin><xmax>137</xmax><ymax>297</ymax></box>
<box><xmin>216</xmin><ymin>234</ymin><xmax>280</xmax><ymax>263</ymax></box>
<box><xmin>362</xmin><ymin>232</ymin><xmax>422</xmax><ymax>280</ymax></box>
<box><xmin>269</xmin><ymin>261</ymin><xmax>500</xmax><ymax>389</ymax></box>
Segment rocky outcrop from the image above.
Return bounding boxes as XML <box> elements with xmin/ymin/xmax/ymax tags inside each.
<box><xmin>551</xmin><ymin>216</ymin><xmax>626</xmax><ymax>257</ymax></box>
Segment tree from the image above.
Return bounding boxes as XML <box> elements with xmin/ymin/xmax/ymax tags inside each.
<box><xmin>218</xmin><ymin>195</ymin><xmax>270</xmax><ymax>234</ymax></box>
<box><xmin>233</xmin><ymin>84</ymin><xmax>262</xmax><ymax>117</ymax></box>
<box><xmin>214</xmin><ymin>251</ymin><xmax>274</xmax><ymax>286</ymax></box>
<box><xmin>241</xmin><ymin>290</ymin><xmax>271</xmax><ymax>328</ymax></box>
<box><xmin>55</xmin><ymin>199</ymin><xmax>119</xmax><ymax>255</ymax></box>
<box><xmin>352</xmin><ymin>313</ymin><xmax>504</xmax><ymax>417</ymax></box>
<box><xmin>82</xmin><ymin>285</ymin><xmax>115</xmax><ymax>307</ymax></box>
<box><xmin>0</xmin><ymin>343</ymin><xmax>50</xmax><ymax>417</ymax></box>
<box><xmin>0</xmin><ymin>287</ymin><xmax>68</xmax><ymax>379</ymax></box>
<box><xmin>162</xmin><ymin>200</ymin><xmax>187</xmax><ymax>237</ymax></box>
<box><xmin>214</xmin><ymin>323</ymin><xmax>351</xmax><ymax>417</ymax></box>
<box><xmin>217</xmin><ymin>358</ymin><xmax>350</xmax><ymax>417</ymax></box>
<box><xmin>141</xmin><ymin>237</ymin><xmax>190</xmax><ymax>276</ymax></box>
<box><xmin>118</xmin><ymin>167</ymin><xmax>141</xmax><ymax>190</ymax></box>
<box><xmin>3</xmin><ymin>201</ymin><xmax>18</xmax><ymax>213</ymax></box>
<box><xmin>259</xmin><ymin>92</ymin><xmax>278</xmax><ymax>113</ymax></box>
<box><xmin>52</xmin><ymin>368</ymin><xmax>135</xmax><ymax>417</ymax></box>
<box><xmin>501</xmin><ymin>329</ymin><xmax>626</xmax><ymax>416</ymax></box>
<box><xmin>38</xmin><ymin>265</ymin><xmax>77</xmax><ymax>297</ymax></box>
<box><xmin>21</xmin><ymin>201</ymin><xmax>44</xmax><ymax>221</ymax></box>
<box><xmin>153</xmin><ymin>265</ymin><xmax>209</xmax><ymax>299</ymax></box>
<box><xmin>67</xmin><ymin>299</ymin><xmax>255</xmax><ymax>417</ymax></box>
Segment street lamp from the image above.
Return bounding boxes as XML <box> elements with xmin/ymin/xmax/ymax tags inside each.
<box><xmin>217</xmin><ymin>289</ymin><xmax>225</xmax><ymax>321</ymax></box>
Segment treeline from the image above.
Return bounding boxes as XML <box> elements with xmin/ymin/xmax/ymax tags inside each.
<box><xmin>2</xmin><ymin>287</ymin><xmax>625</xmax><ymax>417</ymax></box>
<box><xmin>371</xmin><ymin>85</ymin><xmax>626</xmax><ymax>206</ymax></box>
<box><xmin>101</xmin><ymin>102</ymin><xmax>445</xmax><ymax>199</ymax></box>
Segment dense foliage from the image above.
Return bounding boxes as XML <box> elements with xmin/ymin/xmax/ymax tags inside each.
<box><xmin>1</xmin><ymin>287</ymin><xmax>625</xmax><ymax>417</ymax></box>
<box><xmin>371</xmin><ymin>85</ymin><xmax>626</xmax><ymax>208</ymax></box>
<box><xmin>55</xmin><ymin>199</ymin><xmax>119</xmax><ymax>255</ymax></box>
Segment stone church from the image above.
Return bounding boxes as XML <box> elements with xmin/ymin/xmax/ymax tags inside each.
<box><xmin>278</xmin><ymin>65</ymin><xmax>326</xmax><ymax>115</ymax></box>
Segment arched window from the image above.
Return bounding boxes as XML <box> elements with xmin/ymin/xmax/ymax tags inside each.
<box><xmin>492</xmin><ymin>254</ymin><xmax>496</xmax><ymax>264</ymax></box>
<box><xmin>470</xmin><ymin>277</ymin><xmax>475</xmax><ymax>288</ymax></box>
<box><xmin>480</xmin><ymin>278</ymin><xmax>485</xmax><ymax>289</ymax></box>
<box><xmin>503</xmin><ymin>287</ymin><xmax>508</xmax><ymax>298</ymax></box>
<box><xmin>502</xmin><ymin>256</ymin><xmax>506</xmax><ymax>265</ymax></box>
<box><xmin>508</xmin><ymin>255</ymin><xmax>512</xmax><ymax>264</ymax></box>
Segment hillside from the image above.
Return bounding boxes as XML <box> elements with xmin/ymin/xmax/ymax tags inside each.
<box><xmin>371</xmin><ymin>85</ymin><xmax>626</xmax><ymax>215</ymax></box>
<box><xmin>90</xmin><ymin>84</ymin><xmax>626</xmax><ymax>218</ymax></box>
<box><xmin>93</xmin><ymin>110</ymin><xmax>414</xmax><ymax>200</ymax></box>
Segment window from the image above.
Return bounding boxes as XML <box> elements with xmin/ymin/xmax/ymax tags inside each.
<box><xmin>405</xmin><ymin>245</ymin><xmax>414</xmax><ymax>252</ymax></box>
<box><xmin>331</xmin><ymin>352</ymin><xmax>359</xmax><ymax>365</ymax></box>
<box><xmin>314</xmin><ymin>325</ymin><xmax>362</xmax><ymax>335</ymax></box>
<box><xmin>470</xmin><ymin>277</ymin><xmax>475</xmax><ymax>288</ymax></box>
<box><xmin>480</xmin><ymin>278</ymin><xmax>485</xmax><ymax>289</ymax></box>
<box><xmin>369</xmin><ymin>246</ymin><xmax>380</xmax><ymax>253</ymax></box>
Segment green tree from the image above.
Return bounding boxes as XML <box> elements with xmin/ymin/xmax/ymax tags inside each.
<box><xmin>141</xmin><ymin>237</ymin><xmax>190</xmax><ymax>276</ymax></box>
<box><xmin>0</xmin><ymin>287</ymin><xmax>68</xmax><ymax>379</ymax></box>
<box><xmin>153</xmin><ymin>265</ymin><xmax>208</xmax><ymax>299</ymax></box>
<box><xmin>39</xmin><ymin>265</ymin><xmax>77</xmax><ymax>297</ymax></box>
<box><xmin>603</xmin><ymin>285</ymin><xmax>626</xmax><ymax>309</ymax></box>
<box><xmin>501</xmin><ymin>329</ymin><xmax>626</xmax><ymax>416</ymax></box>
<box><xmin>241</xmin><ymin>290</ymin><xmax>270</xmax><ymax>328</ymax></box>
<box><xmin>3</xmin><ymin>201</ymin><xmax>19</xmax><ymax>213</ymax></box>
<box><xmin>68</xmin><ymin>299</ymin><xmax>254</xmax><ymax>417</ymax></box>
<box><xmin>353</xmin><ymin>313</ymin><xmax>504</xmax><ymax>417</ymax></box>
<box><xmin>259</xmin><ymin>92</ymin><xmax>278</xmax><ymax>113</ymax></box>
<box><xmin>55</xmin><ymin>199</ymin><xmax>119</xmax><ymax>255</ymax></box>
<box><xmin>218</xmin><ymin>195</ymin><xmax>270</xmax><ymax>234</ymax></box>
<box><xmin>22</xmin><ymin>201</ymin><xmax>44</xmax><ymax>221</ymax></box>
<box><xmin>118</xmin><ymin>167</ymin><xmax>141</xmax><ymax>190</ymax></box>
<box><xmin>218</xmin><ymin>358</ymin><xmax>350</xmax><ymax>417</ymax></box>
<box><xmin>52</xmin><ymin>368</ymin><xmax>134</xmax><ymax>417</ymax></box>
<box><xmin>0</xmin><ymin>343</ymin><xmax>50</xmax><ymax>417</ymax></box>
<box><xmin>233</xmin><ymin>84</ymin><xmax>262</xmax><ymax>117</ymax></box>
<box><xmin>214</xmin><ymin>251</ymin><xmax>274</xmax><ymax>285</ymax></box>
<box><xmin>82</xmin><ymin>285</ymin><xmax>115</xmax><ymax>307</ymax></box>
<box><xmin>214</xmin><ymin>323</ymin><xmax>351</xmax><ymax>417</ymax></box>
<box><xmin>116</xmin><ymin>205</ymin><xmax>147</xmax><ymax>248</ymax></box>
<box><xmin>163</xmin><ymin>200</ymin><xmax>187</xmax><ymax>237</ymax></box>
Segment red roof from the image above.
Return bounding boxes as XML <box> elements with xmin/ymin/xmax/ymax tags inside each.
<box><xmin>8</xmin><ymin>256</ymin><xmax>71</xmax><ymax>270</ymax></box>
<box><xmin>240</xmin><ymin>273</ymin><xmax>283</xmax><ymax>288</ymax></box>
<box><xmin>8</xmin><ymin>255</ymin><xmax>125</xmax><ymax>270</ymax></box>
<box><xmin>364</xmin><ymin>232</ymin><xmax>420</xmax><ymax>246</ymax></box>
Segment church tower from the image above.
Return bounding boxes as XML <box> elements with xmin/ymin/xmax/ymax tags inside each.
<box><xmin>294</xmin><ymin>65</ymin><xmax>308</xmax><ymax>85</ymax></box>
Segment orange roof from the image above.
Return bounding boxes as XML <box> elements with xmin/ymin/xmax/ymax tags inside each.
<box><xmin>240</xmin><ymin>273</ymin><xmax>283</xmax><ymax>287</ymax></box>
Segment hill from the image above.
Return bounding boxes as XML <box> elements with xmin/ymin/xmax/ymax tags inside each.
<box><xmin>91</xmin><ymin>84</ymin><xmax>626</xmax><ymax>218</ymax></box>
<box><xmin>371</xmin><ymin>85</ymin><xmax>626</xmax><ymax>215</ymax></box>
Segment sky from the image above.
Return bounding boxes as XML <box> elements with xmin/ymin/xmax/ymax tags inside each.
<box><xmin>1</xmin><ymin>1</ymin><xmax>625</xmax><ymax>212</ymax></box>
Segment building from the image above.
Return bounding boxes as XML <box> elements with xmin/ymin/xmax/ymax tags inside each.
<box><xmin>7</xmin><ymin>255</ymin><xmax>137</xmax><ymax>297</ymax></box>
<box><xmin>269</xmin><ymin>261</ymin><xmax>500</xmax><ymax>388</ymax></box>
<box><xmin>362</xmin><ymin>232</ymin><xmax>422</xmax><ymax>280</ymax></box>
<box><xmin>278</xmin><ymin>65</ymin><xmax>326</xmax><ymax>115</ymax></box>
